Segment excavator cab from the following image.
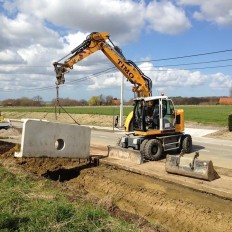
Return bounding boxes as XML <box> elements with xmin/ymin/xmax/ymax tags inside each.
<box><xmin>119</xmin><ymin>95</ymin><xmax>191</xmax><ymax>161</ymax></box>
<box><xmin>132</xmin><ymin>96</ymin><xmax>176</xmax><ymax>134</ymax></box>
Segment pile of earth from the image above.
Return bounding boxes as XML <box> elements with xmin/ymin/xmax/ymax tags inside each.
<box><xmin>0</xmin><ymin>128</ymin><xmax>21</xmax><ymax>138</ymax></box>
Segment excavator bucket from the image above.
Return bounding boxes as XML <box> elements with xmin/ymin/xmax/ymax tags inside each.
<box><xmin>165</xmin><ymin>152</ymin><xmax>218</xmax><ymax>181</ymax></box>
<box><xmin>107</xmin><ymin>146</ymin><xmax>143</xmax><ymax>165</ymax></box>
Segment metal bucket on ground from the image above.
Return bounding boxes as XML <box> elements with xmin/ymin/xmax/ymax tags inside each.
<box><xmin>165</xmin><ymin>152</ymin><xmax>218</xmax><ymax>181</ymax></box>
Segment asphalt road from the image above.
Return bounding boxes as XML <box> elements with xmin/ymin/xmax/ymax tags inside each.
<box><xmin>91</xmin><ymin>130</ymin><xmax>232</xmax><ymax>169</ymax></box>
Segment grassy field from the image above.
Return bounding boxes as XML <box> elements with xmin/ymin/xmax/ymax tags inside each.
<box><xmin>179</xmin><ymin>105</ymin><xmax>232</xmax><ymax>126</ymax></box>
<box><xmin>0</xmin><ymin>165</ymin><xmax>138</xmax><ymax>231</ymax></box>
<box><xmin>1</xmin><ymin>105</ymin><xmax>232</xmax><ymax>126</ymax></box>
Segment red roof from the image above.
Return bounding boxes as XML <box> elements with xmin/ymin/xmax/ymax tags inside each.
<box><xmin>219</xmin><ymin>98</ymin><xmax>232</xmax><ymax>104</ymax></box>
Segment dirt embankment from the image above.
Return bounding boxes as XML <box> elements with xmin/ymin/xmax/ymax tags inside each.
<box><xmin>1</xmin><ymin>142</ymin><xmax>232</xmax><ymax>232</ymax></box>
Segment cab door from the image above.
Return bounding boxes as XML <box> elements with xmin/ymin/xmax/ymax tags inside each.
<box><xmin>132</xmin><ymin>99</ymin><xmax>146</xmax><ymax>131</ymax></box>
<box><xmin>160</xmin><ymin>99</ymin><xmax>176</xmax><ymax>130</ymax></box>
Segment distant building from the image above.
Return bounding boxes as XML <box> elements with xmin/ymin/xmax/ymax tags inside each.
<box><xmin>112</xmin><ymin>98</ymin><xmax>120</xmax><ymax>105</ymax></box>
<box><xmin>219</xmin><ymin>98</ymin><xmax>232</xmax><ymax>105</ymax></box>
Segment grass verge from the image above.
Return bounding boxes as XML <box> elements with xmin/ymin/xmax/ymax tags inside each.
<box><xmin>0</xmin><ymin>164</ymin><xmax>138</xmax><ymax>232</ymax></box>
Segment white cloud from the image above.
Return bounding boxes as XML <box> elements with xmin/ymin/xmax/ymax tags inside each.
<box><xmin>0</xmin><ymin>13</ymin><xmax>61</xmax><ymax>50</ymax></box>
<box><xmin>18</xmin><ymin>44</ymin><xmax>55</xmax><ymax>65</ymax></box>
<box><xmin>145</xmin><ymin>1</ymin><xmax>191</xmax><ymax>34</ymax></box>
<box><xmin>0</xmin><ymin>50</ymin><xmax>25</xmax><ymax>64</ymax></box>
<box><xmin>85</xmin><ymin>62</ymin><xmax>231</xmax><ymax>95</ymax></box>
<box><xmin>3</xmin><ymin>0</ymin><xmax>193</xmax><ymax>41</ymax></box>
<box><xmin>177</xmin><ymin>0</ymin><xmax>232</xmax><ymax>26</ymax></box>
<box><xmin>87</xmin><ymin>71</ymin><xmax>124</xmax><ymax>91</ymax></box>
<box><xmin>138</xmin><ymin>63</ymin><xmax>207</xmax><ymax>90</ymax></box>
<box><xmin>8</xmin><ymin>0</ymin><xmax>145</xmax><ymax>44</ymax></box>
<box><xmin>209</xmin><ymin>73</ymin><xmax>232</xmax><ymax>89</ymax></box>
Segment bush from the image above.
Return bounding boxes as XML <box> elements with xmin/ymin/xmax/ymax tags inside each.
<box><xmin>228</xmin><ymin>114</ymin><xmax>232</xmax><ymax>131</ymax></box>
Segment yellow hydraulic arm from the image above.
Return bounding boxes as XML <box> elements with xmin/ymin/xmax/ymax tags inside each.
<box><xmin>53</xmin><ymin>32</ymin><xmax>152</xmax><ymax>98</ymax></box>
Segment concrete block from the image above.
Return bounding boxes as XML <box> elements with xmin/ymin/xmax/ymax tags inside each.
<box><xmin>15</xmin><ymin>119</ymin><xmax>91</xmax><ymax>158</ymax></box>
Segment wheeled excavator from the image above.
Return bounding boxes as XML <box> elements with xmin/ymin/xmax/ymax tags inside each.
<box><xmin>0</xmin><ymin>113</ymin><xmax>10</xmax><ymax>129</ymax></box>
<box><xmin>53</xmin><ymin>32</ymin><xmax>193</xmax><ymax>161</ymax></box>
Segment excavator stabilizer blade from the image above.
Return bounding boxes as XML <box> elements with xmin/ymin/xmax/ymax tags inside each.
<box><xmin>165</xmin><ymin>154</ymin><xmax>218</xmax><ymax>181</ymax></box>
<box><xmin>107</xmin><ymin>146</ymin><xmax>143</xmax><ymax>165</ymax></box>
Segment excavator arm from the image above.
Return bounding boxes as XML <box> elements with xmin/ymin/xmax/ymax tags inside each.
<box><xmin>53</xmin><ymin>32</ymin><xmax>152</xmax><ymax>97</ymax></box>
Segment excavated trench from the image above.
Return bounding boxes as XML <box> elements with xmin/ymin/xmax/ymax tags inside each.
<box><xmin>0</xmin><ymin>141</ymin><xmax>232</xmax><ymax>232</ymax></box>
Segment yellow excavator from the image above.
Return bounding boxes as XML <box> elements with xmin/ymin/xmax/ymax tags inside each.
<box><xmin>0</xmin><ymin>113</ymin><xmax>10</xmax><ymax>129</ymax></box>
<box><xmin>53</xmin><ymin>32</ymin><xmax>192</xmax><ymax>161</ymax></box>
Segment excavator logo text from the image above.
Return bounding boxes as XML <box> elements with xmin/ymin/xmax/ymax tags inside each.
<box><xmin>117</xmin><ymin>59</ymin><xmax>134</xmax><ymax>79</ymax></box>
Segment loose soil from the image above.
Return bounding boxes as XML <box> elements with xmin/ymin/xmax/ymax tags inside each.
<box><xmin>0</xmin><ymin>142</ymin><xmax>232</xmax><ymax>232</ymax></box>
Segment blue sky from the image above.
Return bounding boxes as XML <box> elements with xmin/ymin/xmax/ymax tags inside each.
<box><xmin>0</xmin><ymin>0</ymin><xmax>232</xmax><ymax>101</ymax></box>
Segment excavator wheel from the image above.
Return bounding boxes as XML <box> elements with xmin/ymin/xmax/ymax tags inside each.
<box><xmin>140</xmin><ymin>139</ymin><xmax>149</xmax><ymax>159</ymax></box>
<box><xmin>116</xmin><ymin>137</ymin><xmax>122</xmax><ymax>146</ymax></box>
<box><xmin>144</xmin><ymin>139</ymin><xmax>163</xmax><ymax>161</ymax></box>
<box><xmin>182</xmin><ymin>134</ymin><xmax>192</xmax><ymax>153</ymax></box>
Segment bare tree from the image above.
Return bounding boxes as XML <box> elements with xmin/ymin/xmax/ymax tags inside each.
<box><xmin>106</xmin><ymin>95</ymin><xmax>113</xmax><ymax>105</ymax></box>
<box><xmin>33</xmin><ymin>96</ymin><xmax>44</xmax><ymax>106</ymax></box>
<box><xmin>99</xmin><ymin>94</ymin><xmax>106</xmax><ymax>105</ymax></box>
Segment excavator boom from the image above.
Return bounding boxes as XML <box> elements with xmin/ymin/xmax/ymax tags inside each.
<box><xmin>53</xmin><ymin>32</ymin><xmax>152</xmax><ymax>97</ymax></box>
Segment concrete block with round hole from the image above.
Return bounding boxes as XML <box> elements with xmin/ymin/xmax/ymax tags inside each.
<box><xmin>14</xmin><ymin>119</ymin><xmax>91</xmax><ymax>158</ymax></box>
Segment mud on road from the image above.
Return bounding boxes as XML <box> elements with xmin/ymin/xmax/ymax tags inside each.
<box><xmin>0</xmin><ymin>141</ymin><xmax>232</xmax><ymax>232</ymax></box>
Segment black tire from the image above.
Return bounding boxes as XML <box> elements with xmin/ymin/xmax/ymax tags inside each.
<box><xmin>121</xmin><ymin>142</ymin><xmax>127</xmax><ymax>148</ymax></box>
<box><xmin>140</xmin><ymin>139</ymin><xmax>148</xmax><ymax>158</ymax></box>
<box><xmin>144</xmin><ymin>139</ymin><xmax>163</xmax><ymax>161</ymax></box>
<box><xmin>182</xmin><ymin>134</ymin><xmax>192</xmax><ymax>153</ymax></box>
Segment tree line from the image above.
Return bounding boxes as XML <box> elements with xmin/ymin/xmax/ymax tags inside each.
<box><xmin>0</xmin><ymin>95</ymin><xmax>225</xmax><ymax>107</ymax></box>
<box><xmin>171</xmin><ymin>96</ymin><xmax>221</xmax><ymax>105</ymax></box>
<box><xmin>0</xmin><ymin>95</ymin><xmax>117</xmax><ymax>107</ymax></box>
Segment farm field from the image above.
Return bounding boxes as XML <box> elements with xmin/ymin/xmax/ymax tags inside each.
<box><xmin>1</xmin><ymin>105</ymin><xmax>232</xmax><ymax>127</ymax></box>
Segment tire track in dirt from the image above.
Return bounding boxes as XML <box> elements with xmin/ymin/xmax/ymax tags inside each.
<box><xmin>65</xmin><ymin>165</ymin><xmax>232</xmax><ymax>232</ymax></box>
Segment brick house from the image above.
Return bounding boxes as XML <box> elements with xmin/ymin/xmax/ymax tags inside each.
<box><xmin>112</xmin><ymin>98</ymin><xmax>120</xmax><ymax>105</ymax></box>
<box><xmin>219</xmin><ymin>98</ymin><xmax>232</xmax><ymax>105</ymax></box>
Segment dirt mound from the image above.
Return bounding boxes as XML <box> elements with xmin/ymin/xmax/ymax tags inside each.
<box><xmin>0</xmin><ymin>128</ymin><xmax>21</xmax><ymax>138</ymax></box>
<box><xmin>0</xmin><ymin>142</ymin><xmax>232</xmax><ymax>232</ymax></box>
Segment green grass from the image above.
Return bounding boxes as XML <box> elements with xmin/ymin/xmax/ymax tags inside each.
<box><xmin>1</xmin><ymin>106</ymin><xmax>133</xmax><ymax>116</ymax></box>
<box><xmin>0</xmin><ymin>165</ymin><xmax>138</xmax><ymax>232</ymax></box>
<box><xmin>1</xmin><ymin>106</ymin><xmax>135</xmax><ymax>118</ymax></box>
<box><xmin>2</xmin><ymin>105</ymin><xmax>232</xmax><ymax>126</ymax></box>
<box><xmin>179</xmin><ymin>105</ymin><xmax>232</xmax><ymax>126</ymax></box>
